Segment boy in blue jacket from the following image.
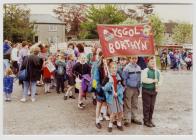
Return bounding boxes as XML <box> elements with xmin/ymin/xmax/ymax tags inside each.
<box><xmin>122</xmin><ymin>56</ymin><xmax>142</xmax><ymax>127</ymax></box>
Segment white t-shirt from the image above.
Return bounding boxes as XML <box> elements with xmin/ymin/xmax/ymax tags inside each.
<box><xmin>185</xmin><ymin>57</ymin><xmax>192</xmax><ymax>63</ymax></box>
<box><xmin>11</xmin><ymin>48</ymin><xmax>19</xmax><ymax>61</ymax></box>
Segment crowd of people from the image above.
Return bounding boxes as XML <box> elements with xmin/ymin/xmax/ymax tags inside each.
<box><xmin>160</xmin><ymin>49</ymin><xmax>193</xmax><ymax>71</ymax></box>
<box><xmin>3</xmin><ymin>40</ymin><xmax>162</xmax><ymax>132</ymax></box>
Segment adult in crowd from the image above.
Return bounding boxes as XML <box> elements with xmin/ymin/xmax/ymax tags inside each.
<box><xmin>65</xmin><ymin>43</ymin><xmax>75</xmax><ymax>57</ymax></box>
<box><xmin>18</xmin><ymin>41</ymin><xmax>29</xmax><ymax>68</ymax></box>
<box><xmin>87</xmin><ymin>47</ymin><xmax>97</xmax><ymax>65</ymax></box>
<box><xmin>3</xmin><ymin>40</ymin><xmax>12</xmax><ymax>72</ymax></box>
<box><xmin>11</xmin><ymin>43</ymin><xmax>20</xmax><ymax>75</ymax></box>
<box><xmin>76</xmin><ymin>43</ymin><xmax>85</xmax><ymax>57</ymax></box>
<box><xmin>137</xmin><ymin>57</ymin><xmax>147</xmax><ymax>70</ymax></box>
<box><xmin>160</xmin><ymin>52</ymin><xmax>167</xmax><ymax>71</ymax></box>
<box><xmin>185</xmin><ymin>53</ymin><xmax>192</xmax><ymax>70</ymax></box>
<box><xmin>20</xmin><ymin>46</ymin><xmax>43</xmax><ymax>102</ymax></box>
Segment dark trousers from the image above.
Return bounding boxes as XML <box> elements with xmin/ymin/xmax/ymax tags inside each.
<box><xmin>186</xmin><ymin>62</ymin><xmax>192</xmax><ymax>70</ymax></box>
<box><xmin>142</xmin><ymin>88</ymin><xmax>157</xmax><ymax>123</ymax></box>
<box><xmin>56</xmin><ymin>77</ymin><xmax>65</xmax><ymax>92</ymax></box>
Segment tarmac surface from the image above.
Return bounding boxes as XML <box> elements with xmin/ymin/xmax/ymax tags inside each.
<box><xmin>3</xmin><ymin>70</ymin><xmax>192</xmax><ymax>135</ymax></box>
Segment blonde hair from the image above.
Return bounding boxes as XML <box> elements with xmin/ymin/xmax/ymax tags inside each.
<box><xmin>30</xmin><ymin>46</ymin><xmax>41</xmax><ymax>55</ymax></box>
<box><xmin>68</xmin><ymin>54</ymin><xmax>75</xmax><ymax>60</ymax></box>
<box><xmin>78</xmin><ymin>53</ymin><xmax>87</xmax><ymax>63</ymax></box>
<box><xmin>5</xmin><ymin>68</ymin><xmax>13</xmax><ymax>76</ymax></box>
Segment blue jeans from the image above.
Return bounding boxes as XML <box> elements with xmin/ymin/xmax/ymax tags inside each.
<box><xmin>3</xmin><ymin>59</ymin><xmax>10</xmax><ymax>72</ymax></box>
<box><xmin>23</xmin><ymin>81</ymin><xmax>36</xmax><ymax>98</ymax></box>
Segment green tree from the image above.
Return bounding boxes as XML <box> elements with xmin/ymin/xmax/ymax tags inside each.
<box><xmin>53</xmin><ymin>4</ymin><xmax>87</xmax><ymax>37</ymax></box>
<box><xmin>122</xmin><ymin>5</ymin><xmax>164</xmax><ymax>46</ymax></box>
<box><xmin>149</xmin><ymin>15</ymin><xmax>165</xmax><ymax>46</ymax></box>
<box><xmin>79</xmin><ymin>5</ymin><xmax>127</xmax><ymax>39</ymax></box>
<box><xmin>120</xmin><ymin>14</ymin><xmax>165</xmax><ymax>47</ymax></box>
<box><xmin>3</xmin><ymin>4</ymin><xmax>34</xmax><ymax>43</ymax></box>
<box><xmin>125</xmin><ymin>4</ymin><xmax>154</xmax><ymax>23</ymax></box>
<box><xmin>172</xmin><ymin>23</ymin><xmax>192</xmax><ymax>44</ymax></box>
<box><xmin>119</xmin><ymin>18</ymin><xmax>138</xmax><ymax>25</ymax></box>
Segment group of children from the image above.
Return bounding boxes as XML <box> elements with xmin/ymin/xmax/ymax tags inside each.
<box><xmin>4</xmin><ymin>42</ymin><xmax>161</xmax><ymax>133</ymax></box>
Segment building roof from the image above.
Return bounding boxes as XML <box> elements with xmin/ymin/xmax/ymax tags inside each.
<box><xmin>30</xmin><ymin>14</ymin><xmax>65</xmax><ymax>24</ymax></box>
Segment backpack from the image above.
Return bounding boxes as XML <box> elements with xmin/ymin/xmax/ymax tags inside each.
<box><xmin>57</xmin><ymin>65</ymin><xmax>65</xmax><ymax>75</ymax></box>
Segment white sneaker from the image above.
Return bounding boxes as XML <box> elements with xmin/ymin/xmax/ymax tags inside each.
<box><xmin>31</xmin><ymin>98</ymin><xmax>36</xmax><ymax>102</ymax></box>
<box><xmin>103</xmin><ymin>115</ymin><xmax>110</xmax><ymax>121</ymax></box>
<box><xmin>20</xmin><ymin>98</ymin><xmax>27</xmax><ymax>102</ymax></box>
<box><xmin>80</xmin><ymin>102</ymin><xmax>86</xmax><ymax>107</ymax></box>
<box><xmin>78</xmin><ymin>103</ymin><xmax>84</xmax><ymax>109</ymax></box>
<box><xmin>28</xmin><ymin>91</ymin><xmax>31</xmax><ymax>96</ymax></box>
<box><xmin>99</xmin><ymin>115</ymin><xmax>104</xmax><ymax>121</ymax></box>
<box><xmin>4</xmin><ymin>97</ymin><xmax>8</xmax><ymax>102</ymax></box>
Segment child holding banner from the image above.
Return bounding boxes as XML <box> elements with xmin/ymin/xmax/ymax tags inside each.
<box><xmin>141</xmin><ymin>56</ymin><xmax>162</xmax><ymax>127</ymax></box>
<box><xmin>102</xmin><ymin>60</ymin><xmax>124</xmax><ymax>132</ymax></box>
<box><xmin>93</xmin><ymin>52</ymin><xmax>110</xmax><ymax>129</ymax></box>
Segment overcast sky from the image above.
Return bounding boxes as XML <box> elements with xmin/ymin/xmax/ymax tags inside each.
<box><xmin>22</xmin><ymin>4</ymin><xmax>193</xmax><ymax>23</ymax></box>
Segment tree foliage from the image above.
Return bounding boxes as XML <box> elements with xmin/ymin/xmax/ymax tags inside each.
<box><xmin>149</xmin><ymin>15</ymin><xmax>165</xmax><ymax>46</ymax></box>
<box><xmin>125</xmin><ymin>4</ymin><xmax>154</xmax><ymax>23</ymax></box>
<box><xmin>172</xmin><ymin>23</ymin><xmax>192</xmax><ymax>44</ymax></box>
<box><xmin>53</xmin><ymin>4</ymin><xmax>87</xmax><ymax>36</ymax></box>
<box><xmin>3</xmin><ymin>4</ymin><xmax>34</xmax><ymax>43</ymax></box>
<box><xmin>79</xmin><ymin>5</ymin><xmax>127</xmax><ymax>39</ymax></box>
<box><xmin>121</xmin><ymin>5</ymin><xmax>164</xmax><ymax>46</ymax></box>
<box><xmin>119</xmin><ymin>18</ymin><xmax>139</xmax><ymax>25</ymax></box>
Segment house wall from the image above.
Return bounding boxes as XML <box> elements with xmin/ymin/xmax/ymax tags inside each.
<box><xmin>33</xmin><ymin>24</ymin><xmax>65</xmax><ymax>44</ymax></box>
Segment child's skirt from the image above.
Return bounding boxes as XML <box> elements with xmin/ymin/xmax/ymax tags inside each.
<box><xmin>109</xmin><ymin>97</ymin><xmax>123</xmax><ymax>113</ymax></box>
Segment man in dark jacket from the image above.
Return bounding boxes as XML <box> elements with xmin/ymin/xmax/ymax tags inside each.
<box><xmin>20</xmin><ymin>46</ymin><xmax>43</xmax><ymax>102</ymax></box>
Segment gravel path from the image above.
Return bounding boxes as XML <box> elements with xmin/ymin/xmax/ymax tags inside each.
<box><xmin>3</xmin><ymin>70</ymin><xmax>192</xmax><ymax>135</ymax></box>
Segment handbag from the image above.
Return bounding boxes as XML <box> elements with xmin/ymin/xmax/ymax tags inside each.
<box><xmin>18</xmin><ymin>57</ymin><xmax>28</xmax><ymax>81</ymax></box>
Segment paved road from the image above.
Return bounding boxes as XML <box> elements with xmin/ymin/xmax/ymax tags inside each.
<box><xmin>3</xmin><ymin>70</ymin><xmax>192</xmax><ymax>135</ymax></box>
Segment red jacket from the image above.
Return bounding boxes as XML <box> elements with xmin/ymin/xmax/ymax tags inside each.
<box><xmin>43</xmin><ymin>66</ymin><xmax>52</xmax><ymax>79</ymax></box>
